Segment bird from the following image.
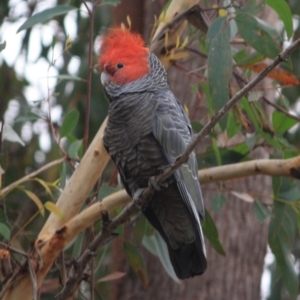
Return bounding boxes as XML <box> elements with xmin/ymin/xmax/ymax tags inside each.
<box><xmin>99</xmin><ymin>27</ymin><xmax>207</xmax><ymax>279</ymax></box>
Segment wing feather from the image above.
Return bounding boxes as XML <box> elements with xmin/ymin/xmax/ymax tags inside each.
<box><xmin>152</xmin><ymin>90</ymin><xmax>205</xmax><ymax>218</ymax></box>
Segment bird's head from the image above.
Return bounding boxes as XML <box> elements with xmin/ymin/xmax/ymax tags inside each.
<box><xmin>99</xmin><ymin>27</ymin><xmax>150</xmax><ymax>86</ymax></box>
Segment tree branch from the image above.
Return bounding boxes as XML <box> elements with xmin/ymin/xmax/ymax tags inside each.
<box><xmin>36</xmin><ymin>118</ymin><xmax>109</xmax><ymax>244</ymax></box>
<box><xmin>262</xmin><ymin>96</ymin><xmax>300</xmax><ymax>122</ymax></box>
<box><xmin>55</xmin><ymin>38</ymin><xmax>300</xmax><ymax>298</ymax></box>
<box><xmin>0</xmin><ymin>157</ymin><xmax>66</xmax><ymax>198</ymax></box>
<box><xmin>54</xmin><ymin>155</ymin><xmax>300</xmax><ymax>251</ymax></box>
<box><xmin>153</xmin><ymin>38</ymin><xmax>300</xmax><ymax>188</ymax></box>
<box><xmin>200</xmin><ymin>155</ymin><xmax>300</xmax><ymax>183</ymax></box>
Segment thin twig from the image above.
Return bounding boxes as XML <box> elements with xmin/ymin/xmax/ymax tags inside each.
<box><xmin>0</xmin><ymin>242</ymin><xmax>28</xmax><ymax>257</ymax></box>
<box><xmin>0</xmin><ymin>156</ymin><xmax>66</xmax><ymax>197</ymax></box>
<box><xmin>262</xmin><ymin>96</ymin><xmax>300</xmax><ymax>122</ymax></box>
<box><xmin>56</xmin><ymin>204</ymin><xmax>137</xmax><ymax>299</ymax></box>
<box><xmin>28</xmin><ymin>257</ymin><xmax>38</xmax><ymax>300</ymax></box>
<box><xmin>150</xmin><ymin>4</ymin><xmax>209</xmax><ymax>46</ymax></box>
<box><xmin>81</xmin><ymin>0</ymin><xmax>92</xmax><ymax>15</ymax></box>
<box><xmin>82</xmin><ymin>0</ymin><xmax>95</xmax><ymax>152</ymax></box>
<box><xmin>47</xmin><ymin>54</ymin><xmax>74</xmax><ymax>170</ymax></box>
<box><xmin>155</xmin><ymin>39</ymin><xmax>300</xmax><ymax>187</ymax></box>
<box><xmin>56</xmin><ymin>37</ymin><xmax>300</xmax><ymax>299</ymax></box>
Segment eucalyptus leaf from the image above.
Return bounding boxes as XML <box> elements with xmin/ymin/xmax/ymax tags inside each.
<box><xmin>254</xmin><ymin>201</ymin><xmax>271</xmax><ymax>223</ymax></box>
<box><xmin>44</xmin><ymin>201</ymin><xmax>64</xmax><ymax>220</ymax></box>
<box><xmin>15</xmin><ymin>111</ymin><xmax>42</xmax><ymax>123</ymax></box>
<box><xmin>266</xmin><ymin>0</ymin><xmax>293</xmax><ymax>39</ymax></box>
<box><xmin>272</xmin><ymin>111</ymin><xmax>298</xmax><ymax>134</ymax></box>
<box><xmin>235</xmin><ymin>13</ymin><xmax>280</xmax><ymax>59</ymax></box>
<box><xmin>202</xmin><ymin>209</ymin><xmax>226</xmax><ymax>255</ymax></box>
<box><xmin>0</xmin><ymin>223</ymin><xmax>10</xmax><ymax>240</ymax></box>
<box><xmin>226</xmin><ymin>110</ymin><xmax>241</xmax><ymax>138</ymax></box>
<box><xmin>142</xmin><ymin>231</ymin><xmax>179</xmax><ymax>282</ymax></box>
<box><xmin>68</xmin><ymin>139</ymin><xmax>83</xmax><ymax>158</ymax></box>
<box><xmin>211</xmin><ymin>193</ymin><xmax>227</xmax><ymax>212</ymax></box>
<box><xmin>124</xmin><ymin>241</ymin><xmax>148</xmax><ymax>288</ymax></box>
<box><xmin>206</xmin><ymin>17</ymin><xmax>232</xmax><ymax>126</ymax></box>
<box><xmin>268</xmin><ymin>177</ymin><xmax>299</xmax><ymax>299</ymax></box>
<box><xmin>2</xmin><ymin>124</ymin><xmax>25</xmax><ymax>146</ymax></box>
<box><xmin>60</xmin><ymin>109</ymin><xmax>79</xmax><ymax>139</ymax></box>
<box><xmin>17</xmin><ymin>5</ymin><xmax>77</xmax><ymax>33</ymax></box>
<box><xmin>268</xmin><ymin>201</ymin><xmax>298</xmax><ymax>299</ymax></box>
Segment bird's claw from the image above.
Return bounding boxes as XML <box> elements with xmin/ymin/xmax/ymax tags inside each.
<box><xmin>148</xmin><ymin>176</ymin><xmax>168</xmax><ymax>191</ymax></box>
<box><xmin>133</xmin><ymin>188</ymin><xmax>146</xmax><ymax>210</ymax></box>
<box><xmin>158</xmin><ymin>164</ymin><xmax>171</xmax><ymax>172</ymax></box>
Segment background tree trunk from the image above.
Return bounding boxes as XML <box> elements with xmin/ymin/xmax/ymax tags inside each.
<box><xmin>109</xmin><ymin>1</ymin><xmax>270</xmax><ymax>299</ymax></box>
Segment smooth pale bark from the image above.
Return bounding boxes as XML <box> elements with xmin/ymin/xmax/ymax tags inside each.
<box><xmin>37</xmin><ymin>118</ymin><xmax>108</xmax><ymax>243</ymax></box>
<box><xmin>2</xmin><ymin>119</ymin><xmax>109</xmax><ymax>300</ymax></box>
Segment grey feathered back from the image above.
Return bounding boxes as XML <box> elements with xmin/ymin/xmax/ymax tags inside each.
<box><xmin>103</xmin><ymin>52</ymin><xmax>207</xmax><ymax>278</ymax></box>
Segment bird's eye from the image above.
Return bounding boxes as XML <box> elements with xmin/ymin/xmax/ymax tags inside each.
<box><xmin>116</xmin><ymin>63</ymin><xmax>124</xmax><ymax>69</ymax></box>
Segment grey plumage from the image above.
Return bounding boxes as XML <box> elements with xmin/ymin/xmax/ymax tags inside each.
<box><xmin>103</xmin><ymin>53</ymin><xmax>207</xmax><ymax>279</ymax></box>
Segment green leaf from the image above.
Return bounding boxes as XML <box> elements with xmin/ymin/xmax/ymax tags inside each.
<box><xmin>266</xmin><ymin>0</ymin><xmax>293</xmax><ymax>39</ymax></box>
<box><xmin>98</xmin><ymin>183</ymin><xmax>111</xmax><ymax>200</ymax></box>
<box><xmin>269</xmin><ymin>267</ymin><xmax>285</xmax><ymax>300</ymax></box>
<box><xmin>272</xmin><ymin>111</ymin><xmax>298</xmax><ymax>134</ymax></box>
<box><xmin>0</xmin><ymin>41</ymin><xmax>6</xmax><ymax>52</ymax></box>
<box><xmin>200</xmin><ymin>146</ymin><xmax>248</xmax><ymax>167</ymax></box>
<box><xmin>211</xmin><ymin>193</ymin><xmax>227</xmax><ymax>212</ymax></box>
<box><xmin>235</xmin><ymin>51</ymin><xmax>265</xmax><ymax>66</ymax></box>
<box><xmin>206</xmin><ymin>17</ymin><xmax>232</xmax><ymax>124</ymax></box>
<box><xmin>17</xmin><ymin>5</ymin><xmax>77</xmax><ymax>33</ymax></box>
<box><xmin>22</xmin><ymin>189</ymin><xmax>45</xmax><ymax>216</ymax></box>
<box><xmin>15</xmin><ymin>111</ymin><xmax>42</xmax><ymax>123</ymax></box>
<box><xmin>268</xmin><ymin>200</ymin><xmax>298</xmax><ymax>299</ymax></box>
<box><xmin>235</xmin><ymin>13</ymin><xmax>281</xmax><ymax>59</ymax></box>
<box><xmin>124</xmin><ymin>241</ymin><xmax>148</xmax><ymax>288</ymax></box>
<box><xmin>142</xmin><ymin>231</ymin><xmax>179</xmax><ymax>282</ymax></box>
<box><xmin>254</xmin><ymin>201</ymin><xmax>271</xmax><ymax>223</ymax></box>
<box><xmin>45</xmin><ymin>74</ymin><xmax>86</xmax><ymax>84</ymax></box>
<box><xmin>33</xmin><ymin>178</ymin><xmax>52</xmax><ymax>195</ymax></box>
<box><xmin>133</xmin><ymin>214</ymin><xmax>147</xmax><ymax>244</ymax></box>
<box><xmin>269</xmin><ymin>177</ymin><xmax>299</xmax><ymax>299</ymax></box>
<box><xmin>255</xmin><ymin>18</ymin><xmax>282</xmax><ymax>44</ymax></box>
<box><xmin>202</xmin><ymin>210</ymin><xmax>226</xmax><ymax>255</ymax></box>
<box><xmin>240</xmin><ymin>98</ymin><xmax>283</xmax><ymax>150</ymax></box>
<box><xmin>68</xmin><ymin>139</ymin><xmax>83</xmax><ymax>158</ymax></box>
<box><xmin>60</xmin><ymin>109</ymin><xmax>79</xmax><ymax>139</ymax></box>
<box><xmin>44</xmin><ymin>201</ymin><xmax>64</xmax><ymax>220</ymax></box>
<box><xmin>226</xmin><ymin>110</ymin><xmax>241</xmax><ymax>138</ymax></box>
<box><xmin>3</xmin><ymin>124</ymin><xmax>25</xmax><ymax>146</ymax></box>
<box><xmin>273</xmin><ymin>176</ymin><xmax>300</xmax><ymax>202</ymax></box>
<box><xmin>191</xmin><ymin>121</ymin><xmax>203</xmax><ymax>133</ymax></box>
<box><xmin>212</xmin><ymin>138</ymin><xmax>222</xmax><ymax>166</ymax></box>
<box><xmin>0</xmin><ymin>223</ymin><xmax>10</xmax><ymax>240</ymax></box>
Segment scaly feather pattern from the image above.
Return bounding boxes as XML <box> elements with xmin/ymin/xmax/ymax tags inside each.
<box><xmin>100</xmin><ymin>29</ymin><xmax>207</xmax><ymax>279</ymax></box>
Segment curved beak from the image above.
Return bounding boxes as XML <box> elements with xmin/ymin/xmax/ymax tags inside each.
<box><xmin>101</xmin><ymin>71</ymin><xmax>109</xmax><ymax>87</ymax></box>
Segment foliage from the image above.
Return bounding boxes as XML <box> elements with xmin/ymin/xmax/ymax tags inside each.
<box><xmin>0</xmin><ymin>0</ymin><xmax>300</xmax><ymax>299</ymax></box>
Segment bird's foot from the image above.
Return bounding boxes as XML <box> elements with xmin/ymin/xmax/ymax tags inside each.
<box><xmin>158</xmin><ymin>164</ymin><xmax>171</xmax><ymax>172</ymax></box>
<box><xmin>148</xmin><ymin>176</ymin><xmax>168</xmax><ymax>191</ymax></box>
<box><xmin>133</xmin><ymin>188</ymin><xmax>146</xmax><ymax>210</ymax></box>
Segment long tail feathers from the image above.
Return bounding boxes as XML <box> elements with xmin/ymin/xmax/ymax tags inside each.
<box><xmin>143</xmin><ymin>206</ymin><xmax>207</xmax><ymax>279</ymax></box>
